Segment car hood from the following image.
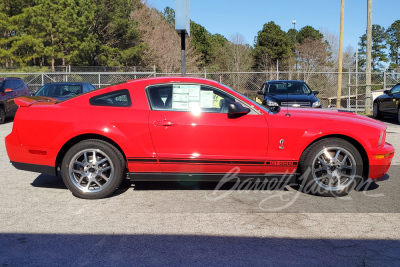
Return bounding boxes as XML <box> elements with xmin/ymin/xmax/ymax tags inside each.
<box><xmin>266</xmin><ymin>94</ymin><xmax>318</xmax><ymax>102</ymax></box>
<box><xmin>281</xmin><ymin>107</ymin><xmax>386</xmax><ymax>130</ymax></box>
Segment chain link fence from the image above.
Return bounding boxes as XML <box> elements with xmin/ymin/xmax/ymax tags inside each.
<box><xmin>2</xmin><ymin>70</ymin><xmax>400</xmax><ymax>113</ymax></box>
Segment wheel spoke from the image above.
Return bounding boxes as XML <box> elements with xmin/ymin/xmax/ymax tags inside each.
<box><xmin>323</xmin><ymin>149</ymin><xmax>332</xmax><ymax>160</ymax></box>
<box><xmin>317</xmin><ymin>156</ymin><xmax>328</xmax><ymax>165</ymax></box>
<box><xmin>97</xmin><ymin>158</ymin><xmax>107</xmax><ymax>165</ymax></box>
<box><xmin>341</xmin><ymin>154</ymin><xmax>348</xmax><ymax>164</ymax></box>
<box><xmin>100</xmin><ymin>174</ymin><xmax>109</xmax><ymax>181</ymax></box>
<box><xmin>314</xmin><ymin>166</ymin><xmax>327</xmax><ymax>172</ymax></box>
<box><xmin>73</xmin><ymin>170</ymin><xmax>85</xmax><ymax>176</ymax></box>
<box><xmin>334</xmin><ymin>150</ymin><xmax>341</xmax><ymax>160</ymax></box>
<box><xmin>74</xmin><ymin>161</ymin><xmax>85</xmax><ymax>168</ymax></box>
<box><xmin>92</xmin><ymin>151</ymin><xmax>97</xmax><ymax>163</ymax></box>
<box><xmin>84</xmin><ymin>152</ymin><xmax>89</xmax><ymax>164</ymax></box>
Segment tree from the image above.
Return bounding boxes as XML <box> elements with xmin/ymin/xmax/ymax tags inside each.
<box><xmin>12</xmin><ymin>0</ymin><xmax>97</xmax><ymax>70</ymax></box>
<box><xmin>253</xmin><ymin>21</ymin><xmax>291</xmax><ymax>71</ymax></box>
<box><xmin>387</xmin><ymin>20</ymin><xmax>400</xmax><ymax>70</ymax></box>
<box><xmin>294</xmin><ymin>38</ymin><xmax>329</xmax><ymax>82</ymax></box>
<box><xmin>163</xmin><ymin>6</ymin><xmax>175</xmax><ymax>25</ymax></box>
<box><xmin>189</xmin><ymin>21</ymin><xmax>213</xmax><ymax>67</ymax></box>
<box><xmin>132</xmin><ymin>3</ymin><xmax>198</xmax><ymax>72</ymax></box>
<box><xmin>225</xmin><ymin>33</ymin><xmax>252</xmax><ymax>72</ymax></box>
<box><xmin>207</xmin><ymin>33</ymin><xmax>229</xmax><ymax>71</ymax></box>
<box><xmin>358</xmin><ymin>24</ymin><xmax>388</xmax><ymax>71</ymax></box>
<box><xmin>297</xmin><ymin>26</ymin><xmax>323</xmax><ymax>44</ymax></box>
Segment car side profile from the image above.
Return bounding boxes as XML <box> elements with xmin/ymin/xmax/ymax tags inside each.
<box><xmin>5</xmin><ymin>77</ymin><xmax>394</xmax><ymax>199</ymax></box>
<box><xmin>0</xmin><ymin>77</ymin><xmax>31</xmax><ymax>124</ymax></box>
<box><xmin>257</xmin><ymin>80</ymin><xmax>321</xmax><ymax>109</ymax></box>
<box><xmin>373</xmin><ymin>83</ymin><xmax>400</xmax><ymax>123</ymax></box>
<box><xmin>35</xmin><ymin>82</ymin><xmax>96</xmax><ymax>100</ymax></box>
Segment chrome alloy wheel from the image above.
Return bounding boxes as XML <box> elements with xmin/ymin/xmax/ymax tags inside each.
<box><xmin>311</xmin><ymin>147</ymin><xmax>356</xmax><ymax>191</ymax></box>
<box><xmin>68</xmin><ymin>149</ymin><xmax>114</xmax><ymax>193</ymax></box>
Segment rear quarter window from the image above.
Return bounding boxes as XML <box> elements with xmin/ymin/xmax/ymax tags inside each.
<box><xmin>89</xmin><ymin>89</ymin><xmax>132</xmax><ymax>107</ymax></box>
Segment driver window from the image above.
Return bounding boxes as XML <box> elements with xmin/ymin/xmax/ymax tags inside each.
<box><xmin>148</xmin><ymin>84</ymin><xmax>235</xmax><ymax>113</ymax></box>
<box><xmin>391</xmin><ymin>85</ymin><xmax>400</xmax><ymax>94</ymax></box>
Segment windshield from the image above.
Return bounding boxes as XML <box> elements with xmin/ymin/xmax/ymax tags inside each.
<box><xmin>35</xmin><ymin>84</ymin><xmax>82</xmax><ymax>98</ymax></box>
<box><xmin>224</xmin><ymin>85</ymin><xmax>272</xmax><ymax>114</ymax></box>
<box><xmin>266</xmin><ymin>82</ymin><xmax>312</xmax><ymax>95</ymax></box>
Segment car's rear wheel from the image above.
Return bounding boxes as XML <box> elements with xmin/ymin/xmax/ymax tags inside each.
<box><xmin>0</xmin><ymin>107</ymin><xmax>5</xmax><ymax>124</ymax></box>
<box><xmin>298</xmin><ymin>138</ymin><xmax>364</xmax><ymax>197</ymax></box>
<box><xmin>373</xmin><ymin>102</ymin><xmax>381</xmax><ymax>119</ymax></box>
<box><xmin>61</xmin><ymin>139</ymin><xmax>125</xmax><ymax>199</ymax></box>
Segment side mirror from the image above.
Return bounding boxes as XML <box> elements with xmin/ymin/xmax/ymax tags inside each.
<box><xmin>4</xmin><ymin>88</ymin><xmax>13</xmax><ymax>93</ymax></box>
<box><xmin>384</xmin><ymin>89</ymin><xmax>392</xmax><ymax>95</ymax></box>
<box><xmin>228</xmin><ymin>102</ymin><xmax>250</xmax><ymax>115</ymax></box>
<box><xmin>312</xmin><ymin>90</ymin><xmax>319</xmax><ymax>96</ymax></box>
<box><xmin>257</xmin><ymin>90</ymin><xmax>264</xmax><ymax>95</ymax></box>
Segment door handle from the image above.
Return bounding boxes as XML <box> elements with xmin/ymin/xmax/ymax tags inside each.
<box><xmin>154</xmin><ymin>120</ymin><xmax>177</xmax><ymax>126</ymax></box>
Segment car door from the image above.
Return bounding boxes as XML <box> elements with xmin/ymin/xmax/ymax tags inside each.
<box><xmin>147</xmin><ymin>83</ymin><xmax>269</xmax><ymax>174</ymax></box>
<box><xmin>379</xmin><ymin>85</ymin><xmax>400</xmax><ymax>115</ymax></box>
<box><xmin>388</xmin><ymin>85</ymin><xmax>400</xmax><ymax>115</ymax></box>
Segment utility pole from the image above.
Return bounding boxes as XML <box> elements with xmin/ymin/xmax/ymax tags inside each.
<box><xmin>365</xmin><ymin>0</ymin><xmax>372</xmax><ymax>114</ymax></box>
<box><xmin>337</xmin><ymin>0</ymin><xmax>345</xmax><ymax>109</ymax></box>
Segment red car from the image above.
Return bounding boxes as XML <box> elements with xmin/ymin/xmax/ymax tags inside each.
<box><xmin>5</xmin><ymin>77</ymin><xmax>395</xmax><ymax>199</ymax></box>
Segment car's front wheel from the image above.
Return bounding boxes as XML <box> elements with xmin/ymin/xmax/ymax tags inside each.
<box><xmin>397</xmin><ymin>108</ymin><xmax>400</xmax><ymax>124</ymax></box>
<box><xmin>373</xmin><ymin>101</ymin><xmax>381</xmax><ymax>119</ymax></box>
<box><xmin>298</xmin><ymin>138</ymin><xmax>364</xmax><ymax>197</ymax></box>
<box><xmin>61</xmin><ymin>139</ymin><xmax>126</xmax><ymax>199</ymax></box>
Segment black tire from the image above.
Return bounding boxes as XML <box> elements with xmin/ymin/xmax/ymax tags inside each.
<box><xmin>0</xmin><ymin>107</ymin><xmax>5</xmax><ymax>124</ymax></box>
<box><xmin>298</xmin><ymin>138</ymin><xmax>364</xmax><ymax>197</ymax></box>
<box><xmin>373</xmin><ymin>101</ymin><xmax>382</xmax><ymax>119</ymax></box>
<box><xmin>61</xmin><ymin>139</ymin><xmax>126</xmax><ymax>199</ymax></box>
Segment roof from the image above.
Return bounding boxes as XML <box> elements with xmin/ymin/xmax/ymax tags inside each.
<box><xmin>266</xmin><ymin>80</ymin><xmax>305</xmax><ymax>83</ymax></box>
<box><xmin>43</xmin><ymin>82</ymin><xmax>88</xmax><ymax>85</ymax></box>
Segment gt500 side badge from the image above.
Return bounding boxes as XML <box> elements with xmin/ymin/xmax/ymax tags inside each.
<box><xmin>266</xmin><ymin>161</ymin><xmax>298</xmax><ymax>166</ymax></box>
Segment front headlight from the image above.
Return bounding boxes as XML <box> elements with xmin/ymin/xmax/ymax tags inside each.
<box><xmin>266</xmin><ymin>100</ymin><xmax>279</xmax><ymax>106</ymax></box>
<box><xmin>378</xmin><ymin>130</ymin><xmax>386</xmax><ymax>147</ymax></box>
<box><xmin>312</xmin><ymin>100</ymin><xmax>321</xmax><ymax>107</ymax></box>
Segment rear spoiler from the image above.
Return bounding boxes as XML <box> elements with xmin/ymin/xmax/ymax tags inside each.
<box><xmin>14</xmin><ymin>96</ymin><xmax>58</xmax><ymax>107</ymax></box>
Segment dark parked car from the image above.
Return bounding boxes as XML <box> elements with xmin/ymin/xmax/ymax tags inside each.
<box><xmin>373</xmin><ymin>83</ymin><xmax>400</xmax><ymax>123</ymax></box>
<box><xmin>0</xmin><ymin>77</ymin><xmax>32</xmax><ymax>124</ymax></box>
<box><xmin>257</xmin><ymin>80</ymin><xmax>321</xmax><ymax>109</ymax></box>
<box><xmin>35</xmin><ymin>82</ymin><xmax>96</xmax><ymax>101</ymax></box>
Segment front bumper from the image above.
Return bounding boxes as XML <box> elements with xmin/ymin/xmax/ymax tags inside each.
<box><xmin>367</xmin><ymin>142</ymin><xmax>395</xmax><ymax>179</ymax></box>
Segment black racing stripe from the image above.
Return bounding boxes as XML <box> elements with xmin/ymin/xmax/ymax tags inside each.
<box><xmin>158</xmin><ymin>159</ymin><xmax>265</xmax><ymax>165</ymax></box>
<box><xmin>128</xmin><ymin>158</ymin><xmax>158</xmax><ymax>163</ymax></box>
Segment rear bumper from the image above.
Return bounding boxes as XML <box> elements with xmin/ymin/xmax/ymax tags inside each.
<box><xmin>5</xmin><ymin>129</ymin><xmax>57</xmax><ymax>176</ymax></box>
<box><xmin>10</xmin><ymin>161</ymin><xmax>56</xmax><ymax>176</ymax></box>
<box><xmin>367</xmin><ymin>142</ymin><xmax>395</xmax><ymax>179</ymax></box>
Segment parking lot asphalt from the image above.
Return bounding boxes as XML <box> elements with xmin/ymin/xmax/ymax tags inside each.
<box><xmin>1</xmin><ymin>116</ymin><xmax>400</xmax><ymax>266</ymax></box>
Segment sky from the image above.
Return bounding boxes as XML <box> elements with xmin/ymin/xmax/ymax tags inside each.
<box><xmin>147</xmin><ymin>0</ymin><xmax>400</xmax><ymax>50</ymax></box>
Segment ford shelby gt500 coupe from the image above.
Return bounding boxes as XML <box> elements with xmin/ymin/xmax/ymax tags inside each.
<box><xmin>5</xmin><ymin>77</ymin><xmax>395</xmax><ymax>199</ymax></box>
